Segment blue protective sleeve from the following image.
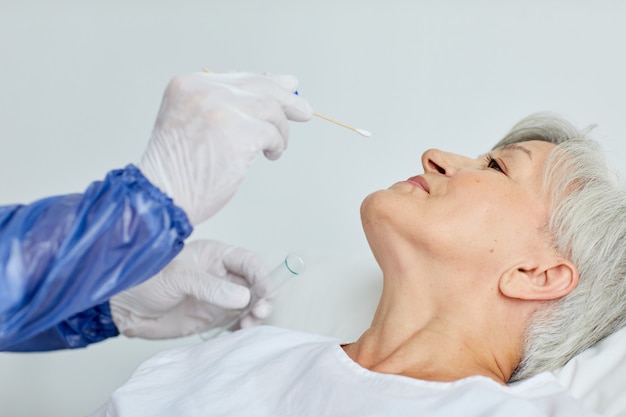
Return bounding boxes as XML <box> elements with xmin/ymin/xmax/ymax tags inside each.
<box><xmin>3</xmin><ymin>302</ymin><xmax>119</xmax><ymax>351</ymax></box>
<box><xmin>0</xmin><ymin>165</ymin><xmax>192</xmax><ymax>350</ymax></box>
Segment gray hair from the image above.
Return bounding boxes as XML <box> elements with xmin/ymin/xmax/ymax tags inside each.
<box><xmin>492</xmin><ymin>113</ymin><xmax>626</xmax><ymax>382</ymax></box>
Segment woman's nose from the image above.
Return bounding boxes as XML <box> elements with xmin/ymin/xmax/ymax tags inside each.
<box><xmin>421</xmin><ymin>149</ymin><xmax>468</xmax><ymax>176</ymax></box>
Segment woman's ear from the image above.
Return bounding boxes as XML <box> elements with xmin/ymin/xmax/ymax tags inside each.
<box><xmin>499</xmin><ymin>259</ymin><xmax>579</xmax><ymax>301</ymax></box>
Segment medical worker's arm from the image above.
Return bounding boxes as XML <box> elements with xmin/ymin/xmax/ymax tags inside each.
<box><xmin>0</xmin><ymin>71</ymin><xmax>312</xmax><ymax>351</ymax></box>
<box><xmin>5</xmin><ymin>239</ymin><xmax>273</xmax><ymax>350</ymax></box>
<box><xmin>0</xmin><ymin>165</ymin><xmax>192</xmax><ymax>351</ymax></box>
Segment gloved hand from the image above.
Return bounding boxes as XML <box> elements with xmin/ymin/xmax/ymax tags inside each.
<box><xmin>138</xmin><ymin>71</ymin><xmax>313</xmax><ymax>226</ymax></box>
<box><xmin>110</xmin><ymin>240</ymin><xmax>272</xmax><ymax>339</ymax></box>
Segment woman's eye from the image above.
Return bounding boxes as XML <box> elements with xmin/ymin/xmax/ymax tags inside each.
<box><xmin>487</xmin><ymin>156</ymin><xmax>504</xmax><ymax>173</ymax></box>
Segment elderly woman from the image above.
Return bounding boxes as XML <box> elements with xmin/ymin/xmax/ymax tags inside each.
<box><xmin>90</xmin><ymin>114</ymin><xmax>625</xmax><ymax>417</ymax></box>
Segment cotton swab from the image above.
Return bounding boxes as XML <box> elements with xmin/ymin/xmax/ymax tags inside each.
<box><xmin>201</xmin><ymin>68</ymin><xmax>371</xmax><ymax>137</ymax></box>
<box><xmin>312</xmin><ymin>112</ymin><xmax>371</xmax><ymax>137</ymax></box>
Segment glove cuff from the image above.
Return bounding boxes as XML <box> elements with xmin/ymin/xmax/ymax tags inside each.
<box><xmin>123</xmin><ymin>164</ymin><xmax>192</xmax><ymax>239</ymax></box>
<box><xmin>109</xmin><ymin>291</ymin><xmax>143</xmax><ymax>337</ymax></box>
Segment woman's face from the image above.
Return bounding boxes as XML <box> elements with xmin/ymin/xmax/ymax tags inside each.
<box><xmin>361</xmin><ymin>140</ymin><xmax>557</xmax><ymax>279</ymax></box>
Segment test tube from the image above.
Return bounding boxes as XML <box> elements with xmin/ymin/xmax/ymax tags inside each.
<box><xmin>199</xmin><ymin>253</ymin><xmax>305</xmax><ymax>340</ymax></box>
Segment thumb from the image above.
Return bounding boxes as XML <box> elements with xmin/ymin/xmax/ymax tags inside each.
<box><xmin>184</xmin><ymin>272</ymin><xmax>251</xmax><ymax>310</ymax></box>
<box><xmin>263</xmin><ymin>73</ymin><xmax>314</xmax><ymax>122</ymax></box>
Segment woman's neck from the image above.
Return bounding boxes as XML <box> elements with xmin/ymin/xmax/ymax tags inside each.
<box><xmin>342</xmin><ymin>278</ymin><xmax>524</xmax><ymax>385</ymax></box>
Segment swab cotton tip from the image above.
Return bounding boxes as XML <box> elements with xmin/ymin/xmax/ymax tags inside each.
<box><xmin>355</xmin><ymin>128</ymin><xmax>371</xmax><ymax>137</ymax></box>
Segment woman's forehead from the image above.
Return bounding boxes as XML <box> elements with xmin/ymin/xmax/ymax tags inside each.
<box><xmin>494</xmin><ymin>139</ymin><xmax>556</xmax><ymax>152</ymax></box>
<box><xmin>492</xmin><ymin>133</ymin><xmax>563</xmax><ymax>150</ymax></box>
<box><xmin>483</xmin><ymin>140</ymin><xmax>556</xmax><ymax>163</ymax></box>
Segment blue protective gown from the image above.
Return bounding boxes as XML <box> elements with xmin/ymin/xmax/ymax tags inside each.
<box><xmin>0</xmin><ymin>165</ymin><xmax>192</xmax><ymax>351</ymax></box>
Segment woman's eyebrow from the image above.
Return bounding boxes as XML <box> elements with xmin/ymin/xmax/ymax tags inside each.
<box><xmin>498</xmin><ymin>144</ymin><xmax>533</xmax><ymax>160</ymax></box>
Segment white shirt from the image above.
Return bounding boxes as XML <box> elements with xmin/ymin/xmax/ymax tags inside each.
<box><xmin>90</xmin><ymin>326</ymin><xmax>601</xmax><ymax>417</ymax></box>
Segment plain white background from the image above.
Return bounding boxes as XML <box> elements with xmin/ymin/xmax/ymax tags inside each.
<box><xmin>1</xmin><ymin>1</ymin><xmax>626</xmax><ymax>416</ymax></box>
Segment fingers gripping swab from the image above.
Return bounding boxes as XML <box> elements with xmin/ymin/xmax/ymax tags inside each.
<box><xmin>202</xmin><ymin>68</ymin><xmax>371</xmax><ymax>137</ymax></box>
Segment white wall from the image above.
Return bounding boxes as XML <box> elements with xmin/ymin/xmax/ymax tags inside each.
<box><xmin>1</xmin><ymin>1</ymin><xmax>625</xmax><ymax>416</ymax></box>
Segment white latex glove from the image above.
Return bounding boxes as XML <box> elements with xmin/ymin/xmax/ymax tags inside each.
<box><xmin>110</xmin><ymin>240</ymin><xmax>272</xmax><ymax>339</ymax></box>
<box><xmin>138</xmin><ymin>71</ymin><xmax>313</xmax><ymax>226</ymax></box>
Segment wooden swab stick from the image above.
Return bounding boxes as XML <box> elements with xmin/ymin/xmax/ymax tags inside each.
<box><xmin>312</xmin><ymin>112</ymin><xmax>371</xmax><ymax>137</ymax></box>
<box><xmin>201</xmin><ymin>68</ymin><xmax>371</xmax><ymax>137</ymax></box>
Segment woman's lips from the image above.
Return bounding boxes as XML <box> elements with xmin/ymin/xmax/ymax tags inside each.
<box><xmin>406</xmin><ymin>175</ymin><xmax>430</xmax><ymax>193</ymax></box>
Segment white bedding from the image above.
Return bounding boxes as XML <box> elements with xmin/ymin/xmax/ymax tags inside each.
<box><xmin>266</xmin><ymin>250</ymin><xmax>626</xmax><ymax>417</ymax></box>
<box><xmin>553</xmin><ymin>327</ymin><xmax>626</xmax><ymax>417</ymax></box>
<box><xmin>91</xmin><ymin>326</ymin><xmax>605</xmax><ymax>417</ymax></box>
